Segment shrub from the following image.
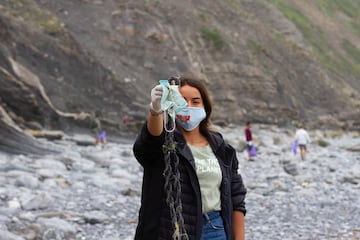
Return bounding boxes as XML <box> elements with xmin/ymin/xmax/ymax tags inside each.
<box><xmin>201</xmin><ymin>27</ymin><xmax>225</xmax><ymax>49</ymax></box>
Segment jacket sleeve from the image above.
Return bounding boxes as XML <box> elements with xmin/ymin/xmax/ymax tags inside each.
<box><xmin>133</xmin><ymin>121</ymin><xmax>165</xmax><ymax>167</ymax></box>
<box><xmin>228</xmin><ymin>144</ymin><xmax>247</xmax><ymax>215</ymax></box>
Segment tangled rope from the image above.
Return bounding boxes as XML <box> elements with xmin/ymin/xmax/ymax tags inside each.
<box><xmin>161</xmin><ymin>77</ymin><xmax>189</xmax><ymax>240</ymax></box>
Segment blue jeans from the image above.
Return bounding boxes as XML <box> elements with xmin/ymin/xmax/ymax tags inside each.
<box><xmin>201</xmin><ymin>211</ymin><xmax>227</xmax><ymax>240</ymax></box>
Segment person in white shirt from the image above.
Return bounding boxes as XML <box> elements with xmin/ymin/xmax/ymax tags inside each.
<box><xmin>294</xmin><ymin>123</ymin><xmax>311</xmax><ymax>160</ymax></box>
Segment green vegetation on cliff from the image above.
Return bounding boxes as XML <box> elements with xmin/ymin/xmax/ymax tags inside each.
<box><xmin>2</xmin><ymin>0</ymin><xmax>67</xmax><ymax>37</ymax></box>
<box><xmin>270</xmin><ymin>0</ymin><xmax>360</xmax><ymax>77</ymax></box>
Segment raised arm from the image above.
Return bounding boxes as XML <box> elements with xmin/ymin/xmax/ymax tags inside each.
<box><xmin>147</xmin><ymin>84</ymin><xmax>164</xmax><ymax>136</ymax></box>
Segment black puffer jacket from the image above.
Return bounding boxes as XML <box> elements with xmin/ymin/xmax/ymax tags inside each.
<box><xmin>133</xmin><ymin>123</ymin><xmax>247</xmax><ymax>240</ymax></box>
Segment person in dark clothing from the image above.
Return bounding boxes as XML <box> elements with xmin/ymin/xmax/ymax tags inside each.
<box><xmin>244</xmin><ymin>121</ymin><xmax>253</xmax><ymax>160</ymax></box>
<box><xmin>133</xmin><ymin>73</ymin><xmax>247</xmax><ymax>240</ymax></box>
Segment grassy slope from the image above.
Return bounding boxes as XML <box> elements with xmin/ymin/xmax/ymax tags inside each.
<box><xmin>267</xmin><ymin>0</ymin><xmax>360</xmax><ymax>109</ymax></box>
<box><xmin>269</xmin><ymin>0</ymin><xmax>360</xmax><ymax>78</ymax></box>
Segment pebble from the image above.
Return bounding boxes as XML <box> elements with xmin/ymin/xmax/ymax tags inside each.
<box><xmin>0</xmin><ymin>126</ymin><xmax>359</xmax><ymax>239</ymax></box>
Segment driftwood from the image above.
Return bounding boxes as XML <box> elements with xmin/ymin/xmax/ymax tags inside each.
<box><xmin>24</xmin><ymin>129</ymin><xmax>64</xmax><ymax>141</ymax></box>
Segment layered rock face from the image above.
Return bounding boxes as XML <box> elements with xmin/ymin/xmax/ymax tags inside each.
<box><xmin>0</xmin><ymin>0</ymin><xmax>360</xmax><ymax>154</ymax></box>
<box><xmin>0</xmin><ymin>9</ymin><xmax>136</xmax><ymax>154</ymax></box>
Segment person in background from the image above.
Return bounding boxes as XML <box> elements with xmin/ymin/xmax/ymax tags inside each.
<box><xmin>294</xmin><ymin>123</ymin><xmax>311</xmax><ymax>160</ymax></box>
<box><xmin>122</xmin><ymin>114</ymin><xmax>129</xmax><ymax>125</ymax></box>
<box><xmin>133</xmin><ymin>73</ymin><xmax>247</xmax><ymax>240</ymax></box>
<box><xmin>91</xmin><ymin>111</ymin><xmax>106</xmax><ymax>145</ymax></box>
<box><xmin>244</xmin><ymin>121</ymin><xmax>254</xmax><ymax>161</ymax></box>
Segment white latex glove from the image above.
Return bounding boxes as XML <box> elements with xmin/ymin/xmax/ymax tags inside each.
<box><xmin>150</xmin><ymin>84</ymin><xmax>163</xmax><ymax>112</ymax></box>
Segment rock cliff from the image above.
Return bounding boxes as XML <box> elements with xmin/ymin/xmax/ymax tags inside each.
<box><xmin>1</xmin><ymin>0</ymin><xmax>359</xmax><ymax>154</ymax></box>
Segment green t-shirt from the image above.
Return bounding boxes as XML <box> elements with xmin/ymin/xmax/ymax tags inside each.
<box><xmin>91</xmin><ymin>118</ymin><xmax>101</xmax><ymax>134</ymax></box>
<box><xmin>188</xmin><ymin>144</ymin><xmax>222</xmax><ymax>213</ymax></box>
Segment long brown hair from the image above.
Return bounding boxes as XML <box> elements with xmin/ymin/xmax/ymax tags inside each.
<box><xmin>179</xmin><ymin>73</ymin><xmax>212</xmax><ymax>136</ymax></box>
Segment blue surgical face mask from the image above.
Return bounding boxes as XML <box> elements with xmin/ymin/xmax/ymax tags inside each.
<box><xmin>175</xmin><ymin>107</ymin><xmax>206</xmax><ymax>131</ymax></box>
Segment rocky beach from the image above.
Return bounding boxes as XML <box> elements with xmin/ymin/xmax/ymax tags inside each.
<box><xmin>0</xmin><ymin>125</ymin><xmax>359</xmax><ymax>240</ymax></box>
<box><xmin>1</xmin><ymin>1</ymin><xmax>360</xmax><ymax>240</ymax></box>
